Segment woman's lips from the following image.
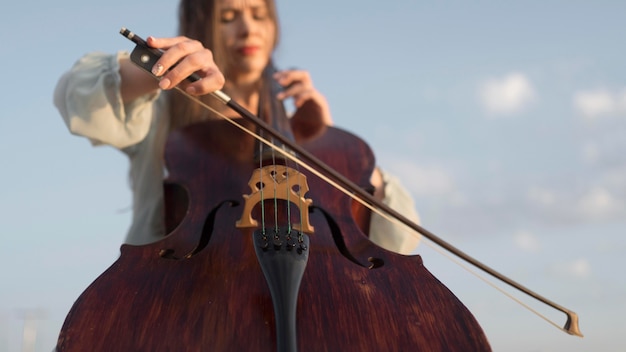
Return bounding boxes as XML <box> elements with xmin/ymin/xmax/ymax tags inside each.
<box><xmin>238</xmin><ymin>46</ymin><xmax>260</xmax><ymax>55</ymax></box>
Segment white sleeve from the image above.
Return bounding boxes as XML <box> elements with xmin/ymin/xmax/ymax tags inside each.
<box><xmin>368</xmin><ymin>169</ymin><xmax>422</xmax><ymax>255</ymax></box>
<box><xmin>53</xmin><ymin>51</ymin><xmax>159</xmax><ymax>150</ymax></box>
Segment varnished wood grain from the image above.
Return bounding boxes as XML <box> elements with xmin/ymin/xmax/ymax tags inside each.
<box><xmin>57</xmin><ymin>120</ymin><xmax>491</xmax><ymax>351</ymax></box>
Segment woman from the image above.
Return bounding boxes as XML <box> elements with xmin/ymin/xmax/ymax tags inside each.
<box><xmin>54</xmin><ymin>0</ymin><xmax>420</xmax><ymax>253</ymax></box>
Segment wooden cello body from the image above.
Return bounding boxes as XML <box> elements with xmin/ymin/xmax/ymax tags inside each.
<box><xmin>56</xmin><ymin>118</ymin><xmax>491</xmax><ymax>351</ymax></box>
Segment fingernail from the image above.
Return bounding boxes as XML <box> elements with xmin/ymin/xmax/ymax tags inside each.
<box><xmin>186</xmin><ymin>86</ymin><xmax>196</xmax><ymax>95</ymax></box>
<box><xmin>159</xmin><ymin>78</ymin><xmax>170</xmax><ymax>89</ymax></box>
<box><xmin>152</xmin><ymin>63</ymin><xmax>164</xmax><ymax>76</ymax></box>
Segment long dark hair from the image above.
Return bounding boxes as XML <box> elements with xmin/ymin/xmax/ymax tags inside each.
<box><xmin>169</xmin><ymin>0</ymin><xmax>281</xmax><ymax>130</ymax></box>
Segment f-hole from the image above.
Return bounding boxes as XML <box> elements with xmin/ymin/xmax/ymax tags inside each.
<box><xmin>163</xmin><ymin>181</ymin><xmax>188</xmax><ymax>234</ymax></box>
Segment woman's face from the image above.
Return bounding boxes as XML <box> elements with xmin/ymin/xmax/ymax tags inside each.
<box><xmin>219</xmin><ymin>0</ymin><xmax>276</xmax><ymax>81</ymax></box>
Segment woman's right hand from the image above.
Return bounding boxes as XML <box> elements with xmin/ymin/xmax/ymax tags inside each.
<box><xmin>120</xmin><ymin>36</ymin><xmax>225</xmax><ymax>103</ymax></box>
<box><xmin>147</xmin><ymin>36</ymin><xmax>225</xmax><ymax>96</ymax></box>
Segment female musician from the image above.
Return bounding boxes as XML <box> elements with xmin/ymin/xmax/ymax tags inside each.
<box><xmin>53</xmin><ymin>0</ymin><xmax>421</xmax><ymax>254</ymax></box>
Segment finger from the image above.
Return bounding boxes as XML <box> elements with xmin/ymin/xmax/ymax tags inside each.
<box><xmin>276</xmin><ymin>80</ymin><xmax>304</xmax><ymax>100</ymax></box>
<box><xmin>280</xmin><ymin>81</ymin><xmax>314</xmax><ymax>107</ymax></box>
<box><xmin>147</xmin><ymin>36</ymin><xmax>194</xmax><ymax>77</ymax></box>
<box><xmin>292</xmin><ymin>89</ymin><xmax>315</xmax><ymax>108</ymax></box>
<box><xmin>274</xmin><ymin>70</ymin><xmax>311</xmax><ymax>89</ymax></box>
<box><xmin>146</xmin><ymin>36</ymin><xmax>192</xmax><ymax>50</ymax></box>
<box><xmin>160</xmin><ymin>48</ymin><xmax>213</xmax><ymax>89</ymax></box>
<box><xmin>146</xmin><ymin>37</ymin><xmax>200</xmax><ymax>74</ymax></box>
<box><xmin>184</xmin><ymin>66</ymin><xmax>226</xmax><ymax>95</ymax></box>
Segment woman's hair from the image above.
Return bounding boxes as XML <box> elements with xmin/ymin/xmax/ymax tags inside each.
<box><xmin>169</xmin><ymin>0</ymin><xmax>281</xmax><ymax>130</ymax></box>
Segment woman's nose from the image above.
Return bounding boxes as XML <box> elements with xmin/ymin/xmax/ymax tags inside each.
<box><xmin>238</xmin><ymin>13</ymin><xmax>256</xmax><ymax>36</ymax></box>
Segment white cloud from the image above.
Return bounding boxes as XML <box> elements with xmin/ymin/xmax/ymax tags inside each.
<box><xmin>573</xmin><ymin>88</ymin><xmax>626</xmax><ymax>119</ymax></box>
<box><xmin>385</xmin><ymin>160</ymin><xmax>456</xmax><ymax>198</ymax></box>
<box><xmin>479</xmin><ymin>72</ymin><xmax>536</xmax><ymax>115</ymax></box>
<box><xmin>526</xmin><ymin>183</ymin><xmax>625</xmax><ymax>223</ymax></box>
<box><xmin>549</xmin><ymin>258</ymin><xmax>592</xmax><ymax>279</ymax></box>
<box><xmin>513</xmin><ymin>230</ymin><xmax>541</xmax><ymax>253</ymax></box>
<box><xmin>581</xmin><ymin>141</ymin><xmax>600</xmax><ymax>164</ymax></box>
<box><xmin>577</xmin><ymin>186</ymin><xmax>624</xmax><ymax>220</ymax></box>
<box><xmin>527</xmin><ymin>186</ymin><xmax>558</xmax><ymax>207</ymax></box>
<box><xmin>579</xmin><ymin>121</ymin><xmax>626</xmax><ymax>168</ymax></box>
<box><xmin>603</xmin><ymin>166</ymin><xmax>626</xmax><ymax>190</ymax></box>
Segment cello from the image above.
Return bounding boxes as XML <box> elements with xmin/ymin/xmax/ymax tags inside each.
<box><xmin>55</xmin><ymin>28</ymin><xmax>580</xmax><ymax>351</ymax></box>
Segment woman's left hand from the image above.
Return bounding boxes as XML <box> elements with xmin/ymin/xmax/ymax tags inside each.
<box><xmin>273</xmin><ymin>69</ymin><xmax>333</xmax><ymax>141</ymax></box>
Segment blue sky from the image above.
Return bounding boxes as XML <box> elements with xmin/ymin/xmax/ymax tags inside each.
<box><xmin>1</xmin><ymin>1</ymin><xmax>625</xmax><ymax>351</ymax></box>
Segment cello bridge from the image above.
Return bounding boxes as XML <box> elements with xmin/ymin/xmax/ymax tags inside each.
<box><xmin>236</xmin><ymin>165</ymin><xmax>314</xmax><ymax>234</ymax></box>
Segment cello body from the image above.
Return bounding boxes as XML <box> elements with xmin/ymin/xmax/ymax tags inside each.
<box><xmin>56</xmin><ymin>118</ymin><xmax>491</xmax><ymax>351</ymax></box>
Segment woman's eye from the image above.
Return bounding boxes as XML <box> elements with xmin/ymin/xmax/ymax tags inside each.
<box><xmin>220</xmin><ymin>10</ymin><xmax>236</xmax><ymax>23</ymax></box>
<box><xmin>253</xmin><ymin>8</ymin><xmax>268</xmax><ymax>20</ymax></box>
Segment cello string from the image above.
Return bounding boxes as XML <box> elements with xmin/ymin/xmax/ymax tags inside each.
<box><xmin>261</xmin><ymin>68</ymin><xmax>294</xmax><ymax>235</ymax></box>
<box><xmin>282</xmin><ymin>147</ymin><xmax>294</xmax><ymax>234</ymax></box>
<box><xmin>257</xmin><ymin>132</ymin><xmax>267</xmax><ymax>235</ymax></box>
<box><xmin>172</xmin><ymin>86</ymin><xmax>577</xmax><ymax>335</ymax></box>
<box><xmin>269</xmin><ymin>144</ymin><xmax>279</xmax><ymax>233</ymax></box>
<box><xmin>181</xmin><ymin>89</ymin><xmax>364</xmax><ymax>228</ymax></box>
<box><xmin>174</xmin><ymin>86</ymin><xmax>419</xmax><ymax>239</ymax></box>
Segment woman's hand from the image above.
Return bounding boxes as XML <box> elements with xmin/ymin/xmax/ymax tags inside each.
<box><xmin>147</xmin><ymin>36</ymin><xmax>225</xmax><ymax>96</ymax></box>
<box><xmin>273</xmin><ymin>69</ymin><xmax>333</xmax><ymax>142</ymax></box>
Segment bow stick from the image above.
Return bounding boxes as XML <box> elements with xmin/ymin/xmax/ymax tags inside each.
<box><xmin>119</xmin><ymin>27</ymin><xmax>583</xmax><ymax>338</ymax></box>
